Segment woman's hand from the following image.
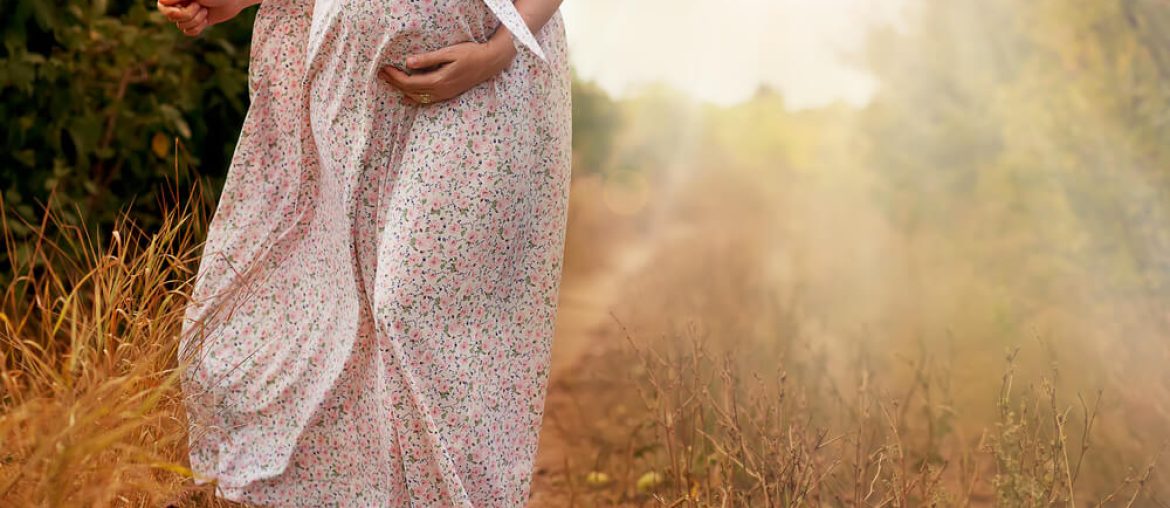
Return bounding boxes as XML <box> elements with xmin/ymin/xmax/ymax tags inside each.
<box><xmin>157</xmin><ymin>0</ymin><xmax>250</xmax><ymax>36</ymax></box>
<box><xmin>379</xmin><ymin>30</ymin><xmax>518</xmax><ymax>106</ymax></box>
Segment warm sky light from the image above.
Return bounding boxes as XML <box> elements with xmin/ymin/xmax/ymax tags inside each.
<box><xmin>560</xmin><ymin>0</ymin><xmax>907</xmax><ymax>109</ymax></box>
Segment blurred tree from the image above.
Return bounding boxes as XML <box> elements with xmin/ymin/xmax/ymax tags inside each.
<box><xmin>1024</xmin><ymin>0</ymin><xmax>1170</xmax><ymax>298</ymax></box>
<box><xmin>861</xmin><ymin>0</ymin><xmax>1170</xmax><ymax>308</ymax></box>
<box><xmin>859</xmin><ymin>1</ymin><xmax>1170</xmax><ymax>496</ymax></box>
<box><xmin>861</xmin><ymin>0</ymin><xmax>1027</xmax><ymax>236</ymax></box>
<box><xmin>570</xmin><ymin>70</ymin><xmax>619</xmax><ymax>174</ymax></box>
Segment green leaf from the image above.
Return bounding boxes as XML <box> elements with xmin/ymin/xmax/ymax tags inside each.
<box><xmin>159</xmin><ymin>104</ymin><xmax>192</xmax><ymax>139</ymax></box>
<box><xmin>14</xmin><ymin>149</ymin><xmax>36</xmax><ymax>167</ymax></box>
<box><xmin>90</xmin><ymin>0</ymin><xmax>107</xmax><ymax>17</ymax></box>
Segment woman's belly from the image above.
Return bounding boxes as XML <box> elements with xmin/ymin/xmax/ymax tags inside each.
<box><xmin>309</xmin><ymin>0</ymin><xmax>500</xmax><ymax>73</ymax></box>
<box><xmin>301</xmin><ymin>0</ymin><xmax>514</xmax><ymax>258</ymax></box>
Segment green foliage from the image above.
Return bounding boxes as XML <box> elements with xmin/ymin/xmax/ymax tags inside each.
<box><xmin>861</xmin><ymin>0</ymin><xmax>1170</xmax><ymax>313</ymax></box>
<box><xmin>570</xmin><ymin>70</ymin><xmax>619</xmax><ymax>173</ymax></box>
<box><xmin>0</xmin><ymin>4</ymin><xmax>621</xmax><ymax>233</ymax></box>
<box><xmin>859</xmin><ymin>3</ymin><xmax>1170</xmax><ymax>496</ymax></box>
<box><xmin>0</xmin><ymin>0</ymin><xmax>256</xmax><ymax>236</ymax></box>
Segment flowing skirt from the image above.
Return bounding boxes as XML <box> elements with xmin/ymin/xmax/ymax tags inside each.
<box><xmin>178</xmin><ymin>0</ymin><xmax>571</xmax><ymax>505</ymax></box>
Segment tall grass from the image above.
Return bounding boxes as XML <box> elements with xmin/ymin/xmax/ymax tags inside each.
<box><xmin>537</xmin><ymin>167</ymin><xmax>1165</xmax><ymax>507</ymax></box>
<box><xmin>608</xmin><ymin>327</ymin><xmax>1158</xmax><ymax>506</ymax></box>
<box><xmin>0</xmin><ymin>181</ymin><xmax>234</xmax><ymax>506</ymax></box>
<box><xmin>0</xmin><ymin>150</ymin><xmax>1164</xmax><ymax>507</ymax></box>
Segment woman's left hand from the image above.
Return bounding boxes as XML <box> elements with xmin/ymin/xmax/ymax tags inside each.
<box><xmin>157</xmin><ymin>0</ymin><xmax>250</xmax><ymax>36</ymax></box>
<box><xmin>379</xmin><ymin>31</ymin><xmax>517</xmax><ymax>106</ymax></box>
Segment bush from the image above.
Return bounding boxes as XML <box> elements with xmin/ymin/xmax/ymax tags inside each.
<box><xmin>0</xmin><ymin>0</ymin><xmax>255</xmax><ymax>238</ymax></box>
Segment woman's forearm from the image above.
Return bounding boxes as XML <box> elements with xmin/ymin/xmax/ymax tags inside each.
<box><xmin>513</xmin><ymin>0</ymin><xmax>565</xmax><ymax>36</ymax></box>
<box><xmin>484</xmin><ymin>0</ymin><xmax>564</xmax><ymax>65</ymax></box>
<box><xmin>226</xmin><ymin>0</ymin><xmax>262</xmax><ymax>10</ymax></box>
<box><xmin>388</xmin><ymin>0</ymin><xmax>564</xmax><ymax>103</ymax></box>
<box><xmin>197</xmin><ymin>0</ymin><xmax>260</xmax><ymax>8</ymax></box>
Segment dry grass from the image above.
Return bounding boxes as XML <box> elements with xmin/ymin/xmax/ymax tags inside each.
<box><xmin>0</xmin><ymin>162</ymin><xmax>1165</xmax><ymax>506</ymax></box>
<box><xmin>534</xmin><ymin>166</ymin><xmax>1166</xmax><ymax>507</ymax></box>
<box><xmin>0</xmin><ymin>184</ymin><xmax>239</xmax><ymax>507</ymax></box>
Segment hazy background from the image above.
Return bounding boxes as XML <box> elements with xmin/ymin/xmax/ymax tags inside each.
<box><xmin>541</xmin><ymin>0</ymin><xmax>1170</xmax><ymax>504</ymax></box>
<box><xmin>562</xmin><ymin>0</ymin><xmax>906</xmax><ymax>107</ymax></box>
<box><xmin>2</xmin><ymin>0</ymin><xmax>1170</xmax><ymax>505</ymax></box>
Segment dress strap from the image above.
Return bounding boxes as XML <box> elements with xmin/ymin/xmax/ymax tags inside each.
<box><xmin>481</xmin><ymin>0</ymin><xmax>548</xmax><ymax>63</ymax></box>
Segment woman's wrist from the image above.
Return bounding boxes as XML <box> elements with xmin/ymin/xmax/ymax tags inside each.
<box><xmin>198</xmin><ymin>0</ymin><xmax>257</xmax><ymax>23</ymax></box>
<box><xmin>483</xmin><ymin>28</ymin><xmax>518</xmax><ymax>77</ymax></box>
<box><xmin>224</xmin><ymin>0</ymin><xmax>260</xmax><ymax>18</ymax></box>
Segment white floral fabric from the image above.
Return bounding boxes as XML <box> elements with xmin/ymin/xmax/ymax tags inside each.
<box><xmin>178</xmin><ymin>0</ymin><xmax>571</xmax><ymax>505</ymax></box>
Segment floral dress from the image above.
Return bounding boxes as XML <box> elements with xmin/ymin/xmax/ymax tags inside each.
<box><xmin>177</xmin><ymin>0</ymin><xmax>571</xmax><ymax>505</ymax></box>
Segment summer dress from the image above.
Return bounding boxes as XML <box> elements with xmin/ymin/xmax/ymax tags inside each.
<box><xmin>177</xmin><ymin>0</ymin><xmax>571</xmax><ymax>505</ymax></box>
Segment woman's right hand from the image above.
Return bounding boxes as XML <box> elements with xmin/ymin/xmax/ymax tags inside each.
<box><xmin>157</xmin><ymin>0</ymin><xmax>248</xmax><ymax>36</ymax></box>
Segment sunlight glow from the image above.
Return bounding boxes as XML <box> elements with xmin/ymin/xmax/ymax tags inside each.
<box><xmin>560</xmin><ymin>0</ymin><xmax>906</xmax><ymax>108</ymax></box>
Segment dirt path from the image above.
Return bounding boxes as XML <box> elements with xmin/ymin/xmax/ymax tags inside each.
<box><xmin>528</xmin><ymin>235</ymin><xmax>657</xmax><ymax>505</ymax></box>
<box><xmin>550</xmin><ymin>243</ymin><xmax>655</xmax><ymax>376</ymax></box>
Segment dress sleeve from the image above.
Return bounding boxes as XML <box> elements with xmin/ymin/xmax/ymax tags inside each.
<box><xmin>481</xmin><ymin>0</ymin><xmax>549</xmax><ymax>63</ymax></box>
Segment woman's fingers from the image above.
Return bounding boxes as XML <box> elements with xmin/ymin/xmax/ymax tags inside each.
<box><xmin>379</xmin><ymin>65</ymin><xmax>441</xmax><ymax>94</ymax></box>
<box><xmin>159</xmin><ymin>0</ymin><xmax>203</xmax><ymax>23</ymax></box>
<box><xmin>158</xmin><ymin>5</ymin><xmax>184</xmax><ymax>23</ymax></box>
<box><xmin>377</xmin><ymin>66</ymin><xmax>403</xmax><ymax>86</ymax></box>
<box><xmin>381</xmin><ymin>72</ymin><xmax>464</xmax><ymax>105</ymax></box>
<box><xmin>379</xmin><ymin>64</ymin><xmax>435</xmax><ymax>90</ymax></box>
<box><xmin>400</xmin><ymin>93</ymin><xmax>446</xmax><ymax>106</ymax></box>
<box><xmin>380</xmin><ymin>51</ymin><xmax>474</xmax><ymax>105</ymax></box>
<box><xmin>177</xmin><ymin>8</ymin><xmax>209</xmax><ymax>32</ymax></box>
<box><xmin>407</xmin><ymin>87</ymin><xmax>457</xmax><ymax>105</ymax></box>
<box><xmin>405</xmin><ymin>46</ymin><xmax>458</xmax><ymax>72</ymax></box>
<box><xmin>378</xmin><ymin>66</ymin><xmax>409</xmax><ymax>90</ymax></box>
<box><xmin>380</xmin><ymin>39</ymin><xmax>507</xmax><ymax>106</ymax></box>
<box><xmin>155</xmin><ymin>0</ymin><xmax>214</xmax><ymax>37</ymax></box>
<box><xmin>182</xmin><ymin>21</ymin><xmax>208</xmax><ymax>37</ymax></box>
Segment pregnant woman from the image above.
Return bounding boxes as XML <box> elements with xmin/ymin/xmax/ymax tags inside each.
<box><xmin>157</xmin><ymin>0</ymin><xmax>570</xmax><ymax>505</ymax></box>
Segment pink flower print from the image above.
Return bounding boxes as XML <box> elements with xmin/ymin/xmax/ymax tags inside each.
<box><xmin>178</xmin><ymin>1</ymin><xmax>571</xmax><ymax>505</ymax></box>
<box><xmin>446</xmin><ymin>220</ymin><xmax>463</xmax><ymax>236</ymax></box>
<box><xmin>414</xmin><ymin>232</ymin><xmax>434</xmax><ymax>250</ymax></box>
